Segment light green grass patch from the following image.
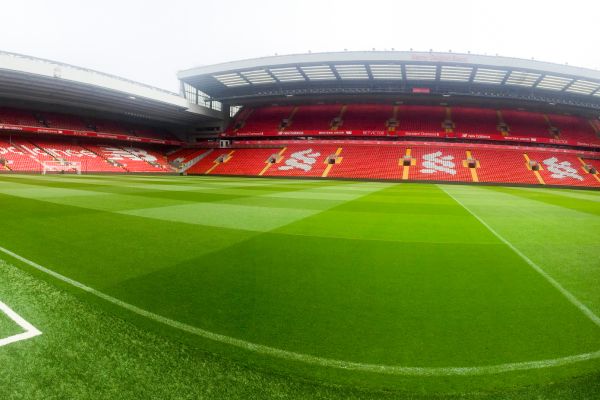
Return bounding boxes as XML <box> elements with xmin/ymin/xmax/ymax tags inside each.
<box><xmin>441</xmin><ymin>184</ymin><xmax>600</xmax><ymax>315</ymax></box>
<box><xmin>120</xmin><ymin>202</ymin><xmax>321</xmax><ymax>231</ymax></box>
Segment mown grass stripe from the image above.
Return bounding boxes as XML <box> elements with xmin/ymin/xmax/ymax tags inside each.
<box><xmin>439</xmin><ymin>184</ymin><xmax>600</xmax><ymax>328</ymax></box>
<box><xmin>2</xmin><ymin>244</ymin><xmax>600</xmax><ymax>376</ymax></box>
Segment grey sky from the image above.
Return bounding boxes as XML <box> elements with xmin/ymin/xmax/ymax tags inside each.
<box><xmin>1</xmin><ymin>0</ymin><xmax>598</xmax><ymax>92</ymax></box>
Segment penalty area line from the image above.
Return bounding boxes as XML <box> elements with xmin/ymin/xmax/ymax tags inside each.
<box><xmin>439</xmin><ymin>184</ymin><xmax>600</xmax><ymax>328</ymax></box>
<box><xmin>1</xmin><ymin>244</ymin><xmax>600</xmax><ymax>375</ymax></box>
<box><xmin>0</xmin><ymin>301</ymin><xmax>42</xmax><ymax>347</ymax></box>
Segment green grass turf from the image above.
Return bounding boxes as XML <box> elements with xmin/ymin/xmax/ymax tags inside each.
<box><xmin>0</xmin><ymin>174</ymin><xmax>599</xmax><ymax>398</ymax></box>
<box><xmin>0</xmin><ymin>307</ymin><xmax>22</xmax><ymax>339</ymax></box>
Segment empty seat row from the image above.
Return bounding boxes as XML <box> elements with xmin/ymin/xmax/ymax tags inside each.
<box><xmin>227</xmin><ymin>105</ymin><xmax>600</xmax><ymax>145</ymax></box>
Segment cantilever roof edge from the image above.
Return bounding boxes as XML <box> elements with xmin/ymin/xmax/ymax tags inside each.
<box><xmin>178</xmin><ymin>51</ymin><xmax>600</xmax><ymax>81</ymax></box>
<box><xmin>0</xmin><ymin>51</ymin><xmax>191</xmax><ymax>108</ymax></box>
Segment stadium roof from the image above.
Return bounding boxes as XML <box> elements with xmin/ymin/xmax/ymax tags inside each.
<box><xmin>0</xmin><ymin>51</ymin><xmax>222</xmax><ymax>125</ymax></box>
<box><xmin>178</xmin><ymin>51</ymin><xmax>600</xmax><ymax>110</ymax></box>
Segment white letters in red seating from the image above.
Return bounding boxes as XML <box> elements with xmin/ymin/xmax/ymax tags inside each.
<box><xmin>278</xmin><ymin>149</ymin><xmax>321</xmax><ymax>172</ymax></box>
<box><xmin>420</xmin><ymin>151</ymin><xmax>456</xmax><ymax>175</ymax></box>
<box><xmin>543</xmin><ymin>157</ymin><xmax>583</xmax><ymax>181</ymax></box>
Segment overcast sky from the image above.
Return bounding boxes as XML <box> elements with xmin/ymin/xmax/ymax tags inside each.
<box><xmin>1</xmin><ymin>0</ymin><xmax>598</xmax><ymax>92</ymax></box>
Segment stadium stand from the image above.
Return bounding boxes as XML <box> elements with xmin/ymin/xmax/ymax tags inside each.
<box><xmin>0</xmin><ymin>138</ymin><xmax>45</xmax><ymax>171</ymax></box>
<box><xmin>30</xmin><ymin>139</ymin><xmax>125</xmax><ymax>172</ymax></box>
<box><xmin>263</xmin><ymin>144</ymin><xmax>340</xmax><ymax>177</ymax></box>
<box><xmin>80</xmin><ymin>144</ymin><xmax>172</xmax><ymax>173</ymax></box>
<box><xmin>231</xmin><ymin>106</ymin><xmax>295</xmax><ymax>133</ymax></box>
<box><xmin>1</xmin><ymin>101</ymin><xmax>599</xmax><ymax>188</ymax></box>
<box><xmin>0</xmin><ymin>107</ymin><xmax>178</xmax><ymax>143</ymax></box>
<box><xmin>524</xmin><ymin>150</ymin><xmax>600</xmax><ymax>187</ymax></box>
<box><xmin>470</xmin><ymin>148</ymin><xmax>539</xmax><ymax>185</ymax></box>
<box><xmin>451</xmin><ymin>107</ymin><xmax>499</xmax><ymax>135</ymax></box>
<box><xmin>406</xmin><ymin>146</ymin><xmax>474</xmax><ymax>182</ymax></box>
<box><xmin>500</xmin><ymin>110</ymin><xmax>552</xmax><ymax>138</ymax></box>
<box><xmin>181</xmin><ymin>142</ymin><xmax>599</xmax><ymax>188</ymax></box>
<box><xmin>327</xmin><ymin>145</ymin><xmax>403</xmax><ymax>180</ymax></box>
<box><xmin>287</xmin><ymin>105</ymin><xmax>342</xmax><ymax>131</ymax></box>
<box><xmin>185</xmin><ymin>149</ymin><xmax>234</xmax><ymax>174</ymax></box>
<box><xmin>0</xmin><ymin>107</ymin><xmax>43</xmax><ymax>126</ymax></box>
<box><xmin>341</xmin><ymin>104</ymin><xmax>394</xmax><ymax>131</ymax></box>
<box><xmin>207</xmin><ymin>148</ymin><xmax>280</xmax><ymax>176</ymax></box>
<box><xmin>227</xmin><ymin>105</ymin><xmax>600</xmax><ymax>146</ymax></box>
<box><xmin>547</xmin><ymin>114</ymin><xmax>600</xmax><ymax>144</ymax></box>
<box><xmin>397</xmin><ymin>106</ymin><xmax>446</xmax><ymax>132</ymax></box>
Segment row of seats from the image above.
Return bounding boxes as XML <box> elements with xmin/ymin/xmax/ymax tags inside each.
<box><xmin>0</xmin><ymin>107</ymin><xmax>177</xmax><ymax>141</ymax></box>
<box><xmin>190</xmin><ymin>144</ymin><xmax>600</xmax><ymax>188</ymax></box>
<box><xmin>0</xmin><ymin>138</ymin><xmax>173</xmax><ymax>173</ymax></box>
<box><xmin>2</xmin><ymin>134</ymin><xmax>598</xmax><ymax>188</ymax></box>
<box><xmin>228</xmin><ymin>105</ymin><xmax>600</xmax><ymax>144</ymax></box>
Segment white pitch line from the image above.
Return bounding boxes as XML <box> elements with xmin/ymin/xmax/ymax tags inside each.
<box><xmin>439</xmin><ymin>185</ymin><xmax>600</xmax><ymax>328</ymax></box>
<box><xmin>0</xmin><ymin>301</ymin><xmax>42</xmax><ymax>347</ymax></box>
<box><xmin>1</xmin><ymin>244</ymin><xmax>600</xmax><ymax>375</ymax></box>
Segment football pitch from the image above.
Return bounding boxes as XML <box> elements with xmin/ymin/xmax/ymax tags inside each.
<box><xmin>0</xmin><ymin>174</ymin><xmax>599</xmax><ymax>399</ymax></box>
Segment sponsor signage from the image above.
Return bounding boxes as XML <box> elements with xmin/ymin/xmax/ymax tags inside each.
<box><xmin>0</xmin><ymin>124</ymin><xmax>182</xmax><ymax>145</ymax></box>
<box><xmin>412</xmin><ymin>87</ymin><xmax>431</xmax><ymax>94</ymax></box>
<box><xmin>225</xmin><ymin>129</ymin><xmax>600</xmax><ymax>148</ymax></box>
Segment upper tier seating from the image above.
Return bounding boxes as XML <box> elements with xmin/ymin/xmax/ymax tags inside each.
<box><xmin>0</xmin><ymin>107</ymin><xmax>176</xmax><ymax>142</ymax></box>
<box><xmin>235</xmin><ymin>106</ymin><xmax>295</xmax><ymax>133</ymax></box>
<box><xmin>451</xmin><ymin>107</ymin><xmax>499</xmax><ymax>135</ymax></box>
<box><xmin>547</xmin><ymin>114</ymin><xmax>600</xmax><ymax>144</ymax></box>
<box><xmin>500</xmin><ymin>110</ymin><xmax>551</xmax><ymax>138</ymax></box>
<box><xmin>0</xmin><ymin>108</ymin><xmax>43</xmax><ymax>126</ymax></box>
<box><xmin>287</xmin><ymin>105</ymin><xmax>342</xmax><ymax>131</ymax></box>
<box><xmin>44</xmin><ymin>112</ymin><xmax>88</xmax><ymax>131</ymax></box>
<box><xmin>341</xmin><ymin>104</ymin><xmax>394</xmax><ymax>131</ymax></box>
<box><xmin>227</xmin><ymin>105</ymin><xmax>600</xmax><ymax>146</ymax></box>
<box><xmin>396</xmin><ymin>106</ymin><xmax>446</xmax><ymax>132</ymax></box>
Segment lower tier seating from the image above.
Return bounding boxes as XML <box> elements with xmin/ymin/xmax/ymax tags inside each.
<box><xmin>263</xmin><ymin>145</ymin><xmax>341</xmax><ymax>178</ymax></box>
<box><xmin>185</xmin><ymin>143</ymin><xmax>600</xmax><ymax>188</ymax></box>
<box><xmin>207</xmin><ymin>148</ymin><xmax>281</xmax><ymax>176</ymax></box>
<box><xmin>0</xmin><ymin>138</ymin><xmax>172</xmax><ymax>173</ymax></box>
<box><xmin>2</xmin><ymin>135</ymin><xmax>599</xmax><ymax>188</ymax></box>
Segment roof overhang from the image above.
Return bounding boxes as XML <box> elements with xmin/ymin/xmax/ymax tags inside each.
<box><xmin>178</xmin><ymin>51</ymin><xmax>600</xmax><ymax>110</ymax></box>
<box><xmin>0</xmin><ymin>51</ymin><xmax>223</xmax><ymax>125</ymax></box>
